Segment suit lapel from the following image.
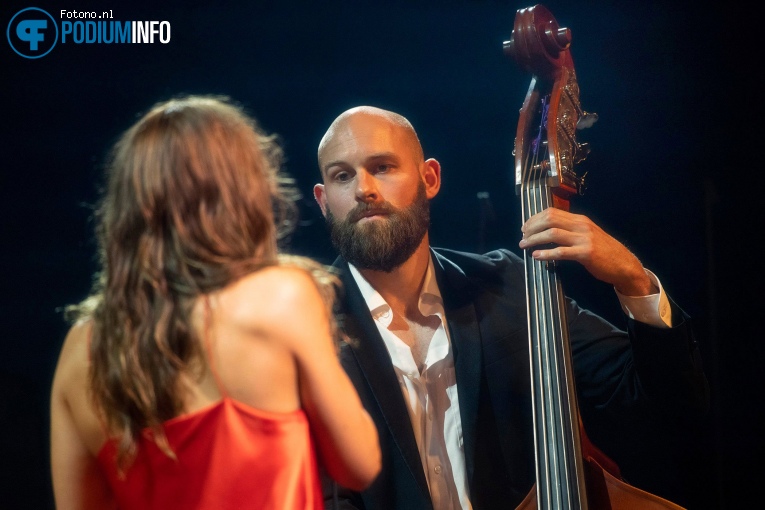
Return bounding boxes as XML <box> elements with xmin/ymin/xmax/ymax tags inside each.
<box><xmin>337</xmin><ymin>261</ymin><xmax>432</xmax><ymax>502</ymax></box>
<box><xmin>432</xmin><ymin>251</ymin><xmax>483</xmax><ymax>488</ymax></box>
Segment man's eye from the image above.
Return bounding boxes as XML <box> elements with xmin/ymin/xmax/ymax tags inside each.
<box><xmin>334</xmin><ymin>172</ymin><xmax>350</xmax><ymax>182</ymax></box>
<box><xmin>377</xmin><ymin>164</ymin><xmax>391</xmax><ymax>173</ymax></box>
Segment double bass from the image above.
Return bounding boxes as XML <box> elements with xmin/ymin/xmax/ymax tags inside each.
<box><xmin>504</xmin><ymin>5</ymin><xmax>686</xmax><ymax>509</ymax></box>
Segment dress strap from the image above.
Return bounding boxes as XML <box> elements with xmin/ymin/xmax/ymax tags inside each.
<box><xmin>202</xmin><ymin>297</ymin><xmax>228</xmax><ymax>398</ymax></box>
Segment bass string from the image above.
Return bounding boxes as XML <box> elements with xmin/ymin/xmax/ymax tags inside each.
<box><xmin>522</xmin><ymin>94</ymin><xmax>578</xmax><ymax>508</ymax></box>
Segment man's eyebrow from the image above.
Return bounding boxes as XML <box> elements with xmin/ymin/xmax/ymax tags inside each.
<box><xmin>322</xmin><ymin>160</ymin><xmax>347</xmax><ymax>174</ymax></box>
<box><xmin>322</xmin><ymin>152</ymin><xmax>400</xmax><ymax>174</ymax></box>
<box><xmin>367</xmin><ymin>152</ymin><xmax>400</xmax><ymax>161</ymax></box>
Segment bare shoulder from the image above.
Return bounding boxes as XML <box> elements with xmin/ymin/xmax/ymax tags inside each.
<box><xmin>215</xmin><ymin>265</ymin><xmax>331</xmax><ymax>333</ymax></box>
<box><xmin>249</xmin><ymin>264</ymin><xmax>326</xmax><ymax>304</ymax></box>
<box><xmin>53</xmin><ymin>320</ymin><xmax>93</xmax><ymax>390</ymax></box>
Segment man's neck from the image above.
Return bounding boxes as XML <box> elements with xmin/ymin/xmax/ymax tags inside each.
<box><xmin>357</xmin><ymin>235</ymin><xmax>431</xmax><ymax>316</ymax></box>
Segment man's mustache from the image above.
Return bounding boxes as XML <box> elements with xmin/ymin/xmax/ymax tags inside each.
<box><xmin>347</xmin><ymin>201</ymin><xmax>398</xmax><ymax>223</ymax></box>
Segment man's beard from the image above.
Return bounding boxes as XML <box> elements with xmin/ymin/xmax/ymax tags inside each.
<box><xmin>325</xmin><ymin>182</ymin><xmax>430</xmax><ymax>273</ymax></box>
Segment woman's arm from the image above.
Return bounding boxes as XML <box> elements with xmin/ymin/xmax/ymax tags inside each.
<box><xmin>259</xmin><ymin>267</ymin><xmax>381</xmax><ymax>491</ymax></box>
<box><xmin>50</xmin><ymin>322</ymin><xmax>115</xmax><ymax>509</ymax></box>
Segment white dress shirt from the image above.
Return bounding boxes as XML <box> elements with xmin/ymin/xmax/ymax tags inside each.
<box><xmin>347</xmin><ymin>254</ymin><xmax>671</xmax><ymax>510</ymax></box>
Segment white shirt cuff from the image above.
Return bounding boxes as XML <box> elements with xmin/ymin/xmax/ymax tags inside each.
<box><xmin>615</xmin><ymin>269</ymin><xmax>672</xmax><ymax>328</ymax></box>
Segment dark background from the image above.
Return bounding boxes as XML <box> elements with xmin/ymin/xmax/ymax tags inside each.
<box><xmin>2</xmin><ymin>1</ymin><xmax>761</xmax><ymax>508</ymax></box>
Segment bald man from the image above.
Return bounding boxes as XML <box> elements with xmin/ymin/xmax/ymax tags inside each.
<box><xmin>313</xmin><ymin>106</ymin><xmax>708</xmax><ymax>510</ymax></box>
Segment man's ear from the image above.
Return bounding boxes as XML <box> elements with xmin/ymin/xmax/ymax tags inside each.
<box><xmin>422</xmin><ymin>158</ymin><xmax>441</xmax><ymax>199</ymax></box>
<box><xmin>313</xmin><ymin>183</ymin><xmax>328</xmax><ymax>217</ymax></box>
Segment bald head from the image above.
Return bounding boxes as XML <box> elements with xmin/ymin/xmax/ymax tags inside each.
<box><xmin>317</xmin><ymin>106</ymin><xmax>424</xmax><ymax>177</ymax></box>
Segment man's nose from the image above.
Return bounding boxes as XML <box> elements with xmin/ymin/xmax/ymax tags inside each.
<box><xmin>355</xmin><ymin>169</ymin><xmax>378</xmax><ymax>202</ymax></box>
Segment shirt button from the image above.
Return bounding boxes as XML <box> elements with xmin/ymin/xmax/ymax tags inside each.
<box><xmin>434</xmin><ymin>465</ymin><xmax>442</xmax><ymax>475</ymax></box>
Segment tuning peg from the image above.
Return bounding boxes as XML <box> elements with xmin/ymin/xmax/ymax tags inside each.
<box><xmin>576</xmin><ymin>111</ymin><xmax>598</xmax><ymax>129</ymax></box>
<box><xmin>574</xmin><ymin>142</ymin><xmax>591</xmax><ymax>164</ymax></box>
<box><xmin>578</xmin><ymin>171</ymin><xmax>588</xmax><ymax>195</ymax></box>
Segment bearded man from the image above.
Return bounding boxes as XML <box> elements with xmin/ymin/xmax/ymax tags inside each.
<box><xmin>312</xmin><ymin>106</ymin><xmax>708</xmax><ymax>510</ymax></box>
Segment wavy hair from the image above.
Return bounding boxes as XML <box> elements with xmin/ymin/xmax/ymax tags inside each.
<box><xmin>67</xmin><ymin>95</ymin><xmax>334</xmax><ymax>471</ymax></box>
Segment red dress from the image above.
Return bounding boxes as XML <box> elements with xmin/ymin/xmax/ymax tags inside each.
<box><xmin>97</xmin><ymin>398</ymin><xmax>323</xmax><ymax>509</ymax></box>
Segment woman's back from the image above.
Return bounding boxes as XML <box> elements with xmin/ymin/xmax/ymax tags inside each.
<box><xmin>52</xmin><ymin>264</ymin><xmax>376</xmax><ymax>509</ymax></box>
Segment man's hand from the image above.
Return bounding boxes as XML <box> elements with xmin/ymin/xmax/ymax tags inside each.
<box><xmin>519</xmin><ymin>208</ymin><xmax>656</xmax><ymax>296</ymax></box>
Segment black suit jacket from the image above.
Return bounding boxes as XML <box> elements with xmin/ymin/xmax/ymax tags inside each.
<box><xmin>324</xmin><ymin>248</ymin><xmax>708</xmax><ymax>510</ymax></box>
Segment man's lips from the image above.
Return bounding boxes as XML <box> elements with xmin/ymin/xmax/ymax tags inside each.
<box><xmin>351</xmin><ymin>208</ymin><xmax>391</xmax><ymax>222</ymax></box>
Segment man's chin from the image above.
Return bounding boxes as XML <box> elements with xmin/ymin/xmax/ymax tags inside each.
<box><xmin>352</xmin><ymin>218</ymin><xmax>391</xmax><ymax>236</ymax></box>
<box><xmin>348</xmin><ymin>256</ymin><xmax>404</xmax><ymax>274</ymax></box>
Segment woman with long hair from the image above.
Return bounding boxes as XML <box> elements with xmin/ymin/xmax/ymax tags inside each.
<box><xmin>50</xmin><ymin>95</ymin><xmax>380</xmax><ymax>509</ymax></box>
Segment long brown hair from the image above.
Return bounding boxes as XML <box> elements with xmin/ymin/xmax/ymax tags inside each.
<box><xmin>67</xmin><ymin>95</ymin><xmax>324</xmax><ymax>469</ymax></box>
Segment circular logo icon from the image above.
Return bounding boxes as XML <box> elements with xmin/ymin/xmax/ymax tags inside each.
<box><xmin>7</xmin><ymin>7</ymin><xmax>58</xmax><ymax>59</ymax></box>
